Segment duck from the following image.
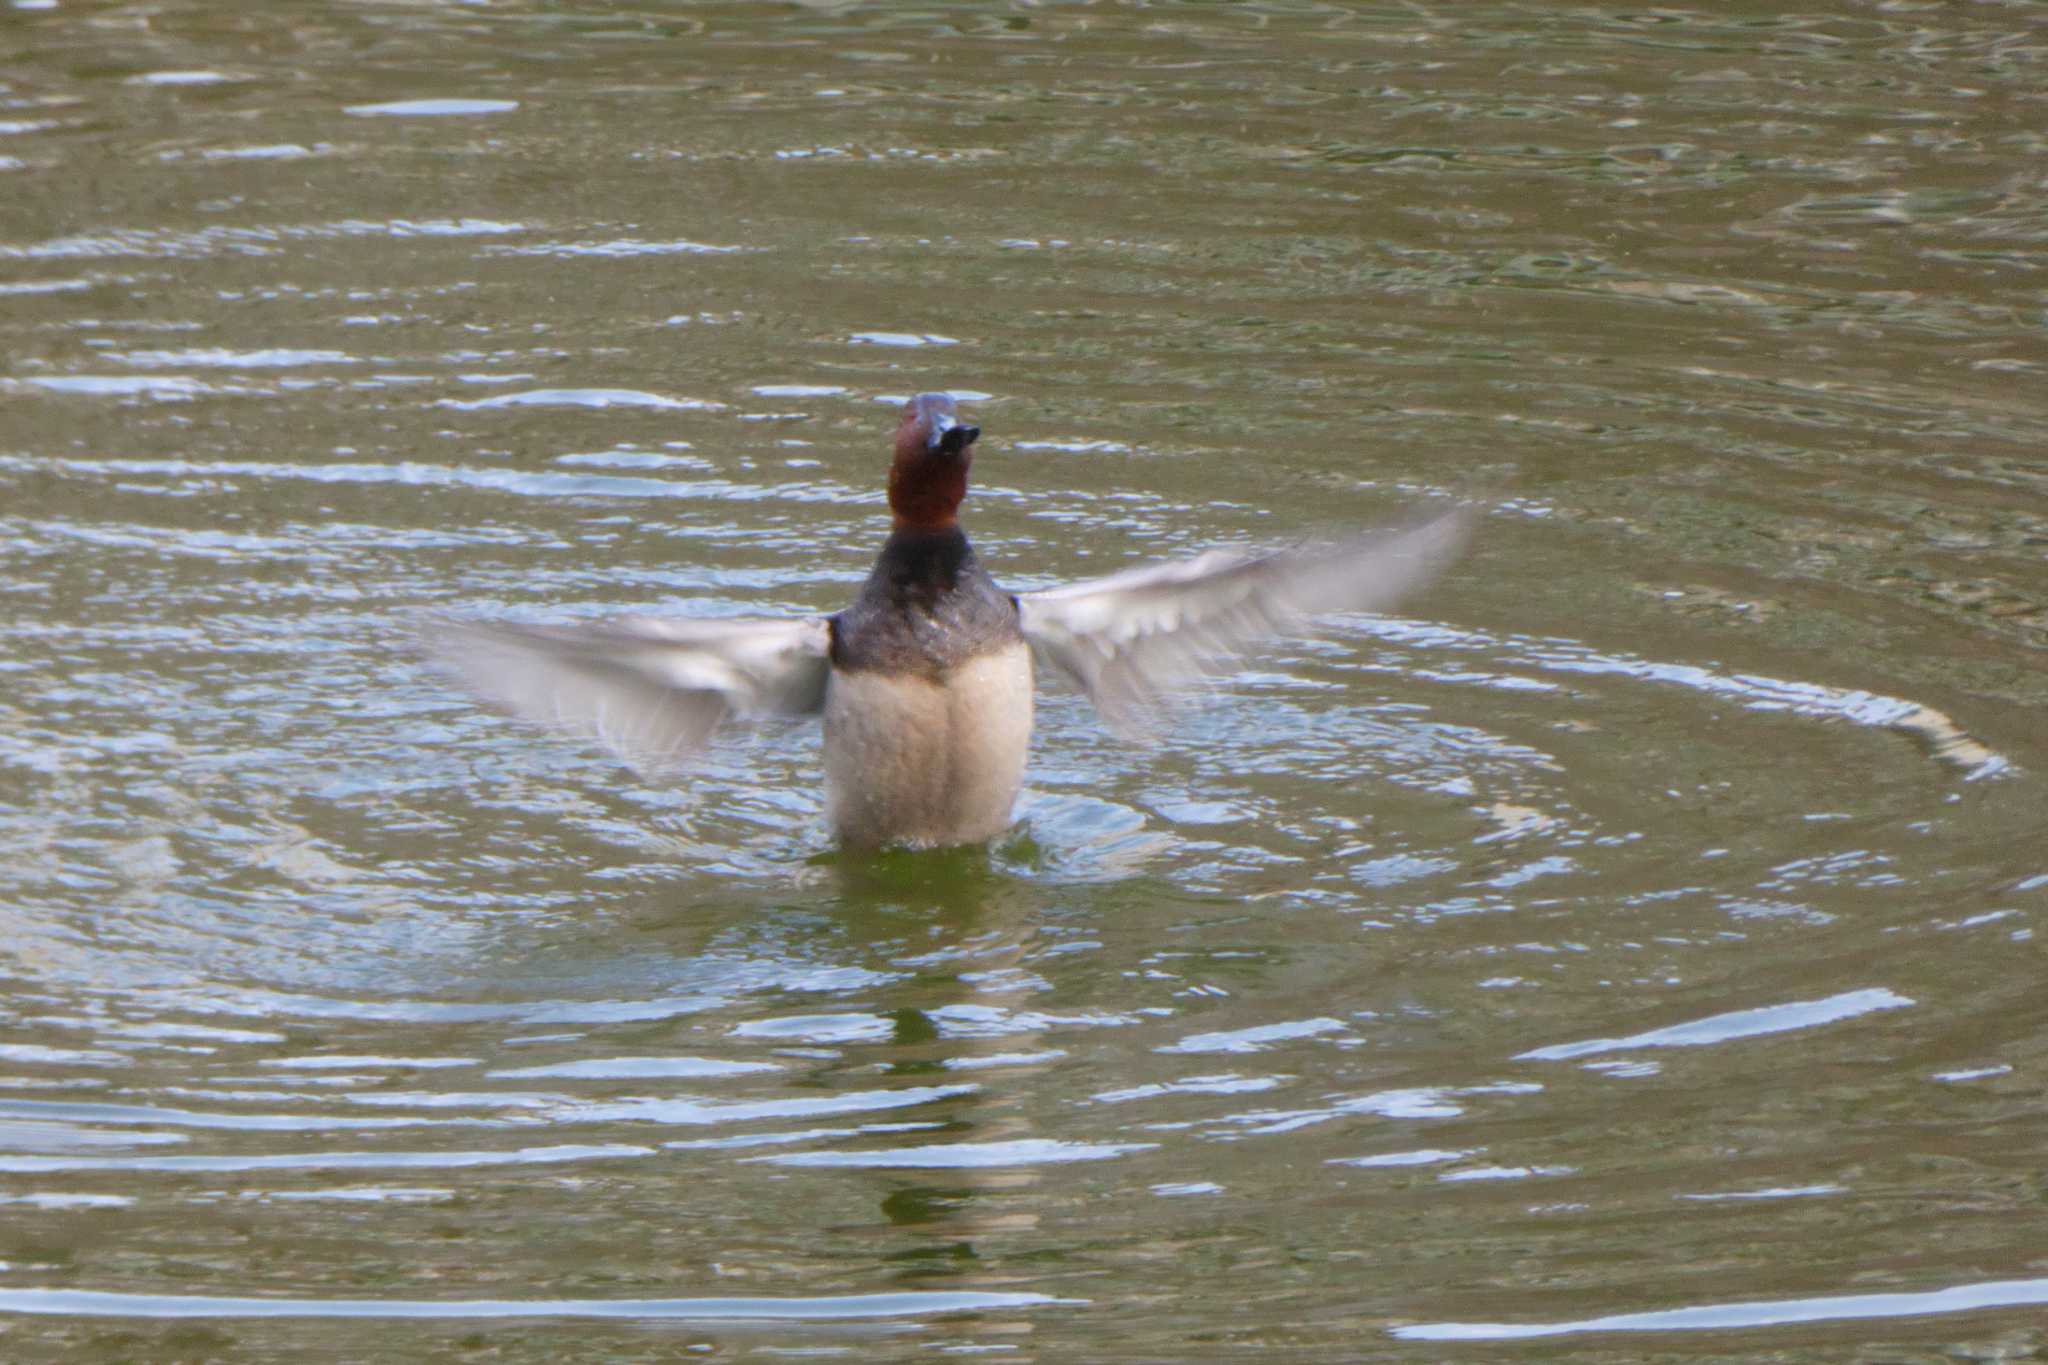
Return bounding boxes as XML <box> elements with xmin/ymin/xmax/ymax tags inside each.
<box><xmin>429</xmin><ymin>393</ymin><xmax>1472</xmax><ymax>849</ymax></box>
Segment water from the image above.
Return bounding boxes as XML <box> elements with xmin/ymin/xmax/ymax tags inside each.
<box><xmin>3</xmin><ymin>1</ymin><xmax>2046</xmax><ymax>1359</ymax></box>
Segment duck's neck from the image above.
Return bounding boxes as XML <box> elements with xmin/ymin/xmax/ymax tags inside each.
<box><xmin>886</xmin><ymin>455</ymin><xmax>968</xmax><ymax>533</ymax></box>
<box><xmin>872</xmin><ymin>524</ymin><xmax>976</xmax><ymax>596</ymax></box>
<box><xmin>890</xmin><ymin>509</ymin><xmax>958</xmax><ymax>534</ymax></box>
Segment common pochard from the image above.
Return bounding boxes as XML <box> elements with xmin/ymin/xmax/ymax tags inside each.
<box><xmin>432</xmin><ymin>393</ymin><xmax>1470</xmax><ymax>848</ymax></box>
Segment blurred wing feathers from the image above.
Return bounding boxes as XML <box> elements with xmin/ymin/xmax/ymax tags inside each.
<box><xmin>1016</xmin><ymin>505</ymin><xmax>1472</xmax><ymax>737</ymax></box>
<box><xmin>426</xmin><ymin>614</ymin><xmax>832</xmax><ymax>775</ymax></box>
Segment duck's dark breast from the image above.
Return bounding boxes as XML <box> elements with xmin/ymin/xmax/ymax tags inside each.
<box><xmin>829</xmin><ymin>527</ymin><xmax>1024</xmax><ymax>679</ymax></box>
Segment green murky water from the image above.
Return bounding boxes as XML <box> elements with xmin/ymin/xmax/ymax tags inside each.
<box><xmin>3</xmin><ymin>1</ymin><xmax>2046</xmax><ymax>1359</ymax></box>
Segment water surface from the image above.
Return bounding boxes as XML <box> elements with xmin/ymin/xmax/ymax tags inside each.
<box><xmin>3</xmin><ymin>1</ymin><xmax>2046</xmax><ymax>1360</ymax></box>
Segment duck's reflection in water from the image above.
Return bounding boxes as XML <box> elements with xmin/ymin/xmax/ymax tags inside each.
<box><xmin>796</xmin><ymin>844</ymin><xmax>1081</xmax><ymax>1352</ymax></box>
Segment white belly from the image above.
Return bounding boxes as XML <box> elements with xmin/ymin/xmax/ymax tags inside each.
<box><xmin>821</xmin><ymin>642</ymin><xmax>1034</xmax><ymax>849</ymax></box>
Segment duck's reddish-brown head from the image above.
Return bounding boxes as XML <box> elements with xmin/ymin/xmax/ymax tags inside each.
<box><xmin>887</xmin><ymin>392</ymin><xmax>980</xmax><ymax>532</ymax></box>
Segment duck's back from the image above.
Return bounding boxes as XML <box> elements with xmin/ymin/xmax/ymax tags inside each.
<box><xmin>823</xmin><ymin>529</ymin><xmax>1033</xmax><ymax>848</ymax></box>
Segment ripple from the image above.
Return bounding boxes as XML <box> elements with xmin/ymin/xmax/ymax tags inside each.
<box><xmin>1202</xmin><ymin>1082</ymin><xmax>1542</xmax><ymax>1137</ymax></box>
<box><xmin>256</xmin><ymin>1055</ymin><xmax>476</xmax><ymax>1070</ymax></box>
<box><xmin>345</xmin><ymin>99</ymin><xmax>519</xmax><ymax>118</ymax></box>
<box><xmin>188</xmin><ymin>144</ymin><xmax>326</xmax><ymax>162</ymax></box>
<box><xmin>245</xmin><ymin>1187</ymin><xmax>453</xmax><ymax>1204</ymax></box>
<box><xmin>0</xmin><ymin>218</ymin><xmax>525</xmax><ymax>260</ymax></box>
<box><xmin>34</xmin><ymin>1019</ymin><xmax>285</xmax><ymax>1045</ymax></box>
<box><xmin>554</xmin><ymin>449</ymin><xmax>710</xmax><ymax>470</ymax></box>
<box><xmin>1396</xmin><ymin>1276</ymin><xmax>2048</xmax><ymax>1341</ymax></box>
<box><xmin>436</xmin><ymin>388</ymin><xmax>723</xmax><ymax>412</ymax></box>
<box><xmin>942</xmin><ymin>1049</ymin><xmax>1067</xmax><ymax>1070</ymax></box>
<box><xmin>1676</xmin><ymin>1185</ymin><xmax>1844</xmax><ymax>1203</ymax></box>
<box><xmin>565</xmin><ymin>1083</ymin><xmax>975</xmax><ymax>1127</ymax></box>
<box><xmin>663</xmin><ymin>1122</ymin><xmax>943</xmax><ymax>1153</ymax></box>
<box><xmin>0</xmin><ymin>1287</ymin><xmax>1068</xmax><ymax>1321</ymax></box>
<box><xmin>1437</xmin><ymin>1164</ymin><xmax>1576</xmax><ymax>1183</ymax></box>
<box><xmin>1513</xmin><ymin>640</ymin><xmax>2012</xmax><ymax>779</ymax></box>
<box><xmin>1329</xmin><ymin>1148</ymin><xmax>1474</xmax><ymax>1169</ymax></box>
<box><xmin>0</xmin><ymin>1044</ymin><xmax>130</xmax><ymax>1067</ymax></box>
<box><xmin>487</xmin><ymin>1056</ymin><xmax>779</xmax><ymax>1080</ymax></box>
<box><xmin>1094</xmin><ymin>1074</ymin><xmax>1283</xmax><ymax>1104</ymax></box>
<box><xmin>0</xmin><ymin>278</ymin><xmax>95</xmax><ymax>295</ymax></box>
<box><xmin>1517</xmin><ymin>988</ymin><xmax>1914</xmax><ymax>1061</ymax></box>
<box><xmin>0</xmin><ymin>1142</ymin><xmax>653</xmax><ymax>1174</ymax></box>
<box><xmin>0</xmin><ymin>1121</ymin><xmax>185</xmax><ymax>1152</ymax></box>
<box><xmin>748</xmin><ymin>1138</ymin><xmax>1157</xmax><ymax>1169</ymax></box>
<box><xmin>1013</xmin><ymin>439</ymin><xmax>1131</xmax><ymax>453</ymax></box>
<box><xmin>15</xmin><ymin>375</ymin><xmax>219</xmax><ymax>399</ymax></box>
<box><xmin>483</xmin><ymin>239</ymin><xmax>744</xmax><ymax>258</ymax></box>
<box><xmin>923</xmin><ymin>1004</ymin><xmax>1142</xmax><ymax>1039</ymax></box>
<box><xmin>102</xmin><ymin>347</ymin><xmax>357</xmax><ymax>369</ymax></box>
<box><xmin>4</xmin><ymin>454</ymin><xmax>856</xmax><ymax>509</ymax></box>
<box><xmin>135</xmin><ymin>983</ymin><xmax>873</xmax><ymax>1028</ymax></box>
<box><xmin>0</xmin><ymin>1097</ymin><xmax>500</xmax><ymax>1132</ymax></box>
<box><xmin>1159</xmin><ymin>1017</ymin><xmax>1352</xmax><ymax>1055</ymax></box>
<box><xmin>847</xmin><ymin>331</ymin><xmax>960</xmax><ymax>347</ymax></box>
<box><xmin>0</xmin><ymin>1192</ymin><xmax>133</xmax><ymax>1209</ymax></box>
<box><xmin>126</xmin><ymin>71</ymin><xmax>237</xmax><ymax>86</ymax></box>
<box><xmin>731</xmin><ymin>1013</ymin><xmax>893</xmax><ymax>1044</ymax></box>
<box><xmin>1350</xmin><ymin>617</ymin><xmax>2015</xmax><ymax>780</ymax></box>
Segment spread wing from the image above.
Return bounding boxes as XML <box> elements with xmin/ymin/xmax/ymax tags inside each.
<box><xmin>424</xmin><ymin>614</ymin><xmax>833</xmax><ymax>777</ymax></box>
<box><xmin>1015</xmin><ymin>505</ymin><xmax>1474</xmax><ymax>737</ymax></box>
